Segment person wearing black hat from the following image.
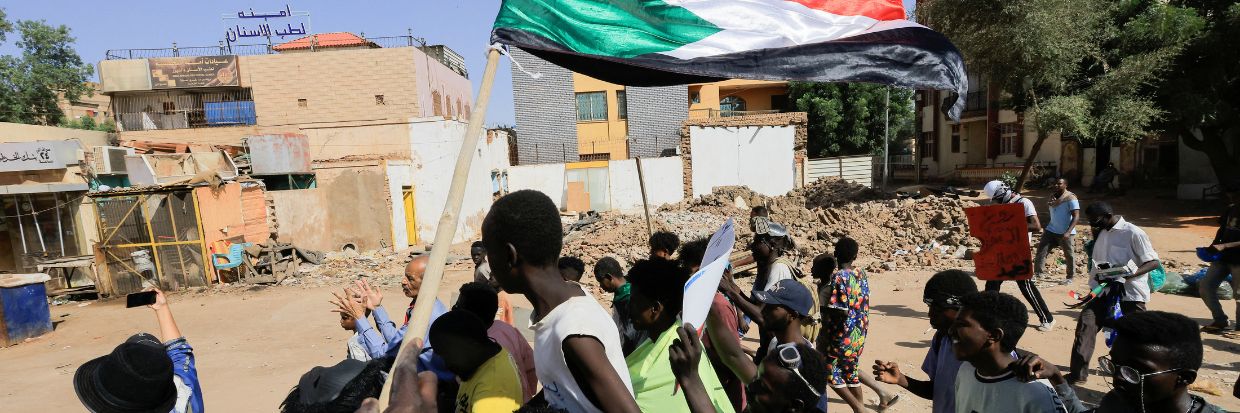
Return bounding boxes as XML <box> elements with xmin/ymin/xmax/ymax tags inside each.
<box><xmin>428</xmin><ymin>310</ymin><xmax>523</xmax><ymax>413</ymax></box>
<box><xmin>74</xmin><ymin>288</ymin><xmax>203</xmax><ymax>413</ymax></box>
<box><xmin>279</xmin><ymin>357</ymin><xmax>392</xmax><ymax>413</ymax></box>
<box><xmin>1200</xmin><ymin>180</ymin><xmax>1240</xmax><ymax>333</ymax></box>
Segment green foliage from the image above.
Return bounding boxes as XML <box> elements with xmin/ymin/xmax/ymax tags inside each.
<box><xmin>789</xmin><ymin>82</ymin><xmax>914</xmax><ymax>157</ymax></box>
<box><xmin>0</xmin><ymin>12</ymin><xmax>94</xmax><ymax>126</ymax></box>
<box><xmin>999</xmin><ymin>171</ymin><xmax>1019</xmax><ymax>189</ymax></box>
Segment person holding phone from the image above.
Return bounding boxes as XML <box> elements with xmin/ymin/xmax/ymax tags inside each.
<box><xmin>75</xmin><ymin>288</ymin><xmax>204</xmax><ymax>413</ymax></box>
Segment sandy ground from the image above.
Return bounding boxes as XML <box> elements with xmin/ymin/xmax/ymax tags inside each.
<box><xmin>2</xmin><ymin>188</ymin><xmax>1238</xmax><ymax>412</ymax></box>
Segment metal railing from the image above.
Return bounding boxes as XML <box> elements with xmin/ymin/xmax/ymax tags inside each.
<box><xmin>963</xmin><ymin>90</ymin><xmax>988</xmax><ymax>113</ymax></box>
<box><xmin>688</xmin><ymin>108</ymin><xmax>784</xmax><ymax>119</ymax></box>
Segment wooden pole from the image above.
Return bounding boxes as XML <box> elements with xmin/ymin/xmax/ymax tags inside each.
<box><xmin>378</xmin><ymin>48</ymin><xmax>501</xmax><ymax>407</ymax></box>
<box><xmin>635</xmin><ymin>157</ymin><xmax>653</xmax><ymax>236</ymax></box>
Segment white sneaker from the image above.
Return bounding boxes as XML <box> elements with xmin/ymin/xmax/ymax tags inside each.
<box><xmin>1036</xmin><ymin>321</ymin><xmax>1056</xmax><ymax>332</ymax></box>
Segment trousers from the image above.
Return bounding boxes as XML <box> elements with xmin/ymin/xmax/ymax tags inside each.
<box><xmin>985</xmin><ymin>279</ymin><xmax>1054</xmax><ymax>325</ymax></box>
<box><xmin>1200</xmin><ymin>261</ymin><xmax>1240</xmax><ymax>324</ymax></box>
<box><xmin>1034</xmin><ymin>231</ymin><xmax>1076</xmax><ymax>279</ymax></box>
<box><xmin>1069</xmin><ymin>300</ymin><xmax>1145</xmax><ymax>380</ymax></box>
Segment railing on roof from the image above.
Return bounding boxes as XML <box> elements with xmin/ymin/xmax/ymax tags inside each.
<box><xmin>688</xmin><ymin>108</ymin><xmax>784</xmax><ymax>119</ymax></box>
<box><xmin>104</xmin><ymin>34</ymin><xmax>467</xmax><ymax>78</ymax></box>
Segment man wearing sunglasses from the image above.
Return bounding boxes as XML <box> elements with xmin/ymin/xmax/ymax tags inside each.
<box><xmin>668</xmin><ymin>323</ymin><xmax>829</xmax><ymax>413</ymax></box>
<box><xmin>1068</xmin><ymin>202</ymin><xmax>1160</xmax><ymax>384</ymax></box>
<box><xmin>1012</xmin><ymin>311</ymin><xmax>1222</xmax><ymax>413</ymax></box>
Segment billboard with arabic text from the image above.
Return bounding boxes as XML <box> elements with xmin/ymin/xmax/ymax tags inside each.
<box><xmin>0</xmin><ymin>141</ymin><xmax>77</xmax><ymax>172</ymax></box>
<box><xmin>148</xmin><ymin>56</ymin><xmax>240</xmax><ymax>89</ymax></box>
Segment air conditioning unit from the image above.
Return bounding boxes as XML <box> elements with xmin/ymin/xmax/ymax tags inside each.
<box><xmin>92</xmin><ymin>146</ymin><xmax>135</xmax><ymax>175</ymax></box>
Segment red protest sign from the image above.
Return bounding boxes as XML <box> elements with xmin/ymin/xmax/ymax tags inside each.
<box><xmin>964</xmin><ymin>204</ymin><xmax>1033</xmax><ymax>281</ymax></box>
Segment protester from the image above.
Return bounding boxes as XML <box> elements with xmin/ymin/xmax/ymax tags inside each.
<box><xmin>558</xmin><ymin>256</ymin><xmax>586</xmax><ymax>283</ymax></box>
<box><xmin>624</xmin><ymin>258</ymin><xmax>735</xmax><ymax>412</ymax></box>
<box><xmin>1200</xmin><ymin>180</ymin><xmax>1240</xmax><ymax>333</ymax></box>
<box><xmin>1091</xmin><ymin>163</ymin><xmax>1119</xmax><ymax>193</ymax></box>
<box><xmin>429</xmin><ymin>310</ymin><xmax>524</xmax><ymax>413</ymax></box>
<box><xmin>1068</xmin><ymin>201</ymin><xmax>1160</xmax><ymax>384</ymax></box>
<box><xmin>950</xmin><ymin>291</ymin><xmax>1067</xmax><ymax>412</ymax></box>
<box><xmin>338</xmin><ymin>303</ymin><xmax>372</xmax><ymax>362</ymax></box>
<box><xmin>873</xmin><ymin>269</ymin><xmax>979</xmax><ymax>413</ymax></box>
<box><xmin>1014</xmin><ymin>311</ymin><xmax>1223</xmax><ymax>412</ymax></box>
<box><xmin>454</xmin><ymin>281</ymin><xmax>537</xmax><ymax>402</ymax></box>
<box><xmin>823</xmin><ymin>238</ymin><xmax>896</xmax><ymax>413</ymax></box>
<box><xmin>482</xmin><ymin>190</ymin><xmax>638</xmax><ymax>413</ymax></box>
<box><xmin>74</xmin><ymin>288</ymin><xmax>204</xmax><ymax>413</ymax></box>
<box><xmin>649</xmin><ymin>230</ymin><xmax>680</xmax><ymax>260</ymax></box>
<box><xmin>594</xmin><ymin>256</ymin><xmax>647</xmax><ymax>356</ymax></box>
<box><xmin>280</xmin><ymin>357</ymin><xmax>392</xmax><ymax>413</ymax></box>
<box><xmin>668</xmin><ymin>323</ymin><xmax>829</xmax><ymax>413</ymax></box>
<box><xmin>471</xmin><ymin>241</ymin><xmax>492</xmax><ymax>287</ymax></box>
<box><xmin>680</xmin><ymin>238</ymin><xmax>754</xmax><ymax>412</ymax></box>
<box><xmin>982</xmin><ymin>180</ymin><xmax>1056</xmax><ymax>332</ymax></box>
<box><xmin>1036</xmin><ymin>178</ymin><xmax>1080</xmax><ymax>285</ymax></box>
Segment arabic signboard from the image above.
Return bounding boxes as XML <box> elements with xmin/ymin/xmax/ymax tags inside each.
<box><xmin>964</xmin><ymin>204</ymin><xmax>1033</xmax><ymax>281</ymax></box>
<box><xmin>222</xmin><ymin>5</ymin><xmax>311</xmax><ymax>45</ymax></box>
<box><xmin>0</xmin><ymin>141</ymin><xmax>74</xmax><ymax>172</ymax></box>
<box><xmin>148</xmin><ymin>56</ymin><xmax>240</xmax><ymax>89</ymax></box>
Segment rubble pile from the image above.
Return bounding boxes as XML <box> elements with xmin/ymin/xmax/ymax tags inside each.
<box><xmin>562</xmin><ymin>177</ymin><xmax>984</xmax><ymax>276</ymax></box>
<box><xmin>293</xmin><ymin>249</ymin><xmax>409</xmax><ymax>288</ymax></box>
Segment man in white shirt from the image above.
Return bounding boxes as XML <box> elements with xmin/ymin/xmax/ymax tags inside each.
<box><xmin>982</xmin><ymin>181</ymin><xmax>1056</xmax><ymax>332</ymax></box>
<box><xmin>1066</xmin><ymin>201</ymin><xmax>1160</xmax><ymax>384</ymax></box>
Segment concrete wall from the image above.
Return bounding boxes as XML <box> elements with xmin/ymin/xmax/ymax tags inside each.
<box><xmin>411</xmin><ymin>48</ymin><xmax>475</xmax><ymax>122</ymax></box>
<box><xmin>510</xmin><ymin>48</ymin><xmax>578</xmax><ymax>165</ymax></box>
<box><xmin>386</xmin><ymin>161</ymin><xmax>416</xmax><ymax>248</ymax></box>
<box><xmin>0</xmin><ymin>122</ymin><xmax>110</xmax><ymax>147</ymax></box>
<box><xmin>607</xmin><ymin>157</ymin><xmax>684</xmax><ymax>213</ymax></box>
<box><xmin>408</xmin><ymin>119</ymin><xmax>498</xmax><ymax>244</ymax></box>
<box><xmin>627</xmin><ymin>85</ymin><xmax>688</xmax><ymax>158</ymax></box>
<box><xmin>1178</xmin><ymin>137</ymin><xmax>1218</xmax><ymax>200</ymax></box>
<box><xmin>269</xmin><ymin>162</ymin><xmax>393</xmax><ymax>252</ymax></box>
<box><xmin>507</xmin><ymin>163</ymin><xmax>567</xmax><ymax>210</ymax></box>
<box><xmin>688</xmin><ymin>125</ymin><xmax>797</xmax><ymax>197</ymax></box>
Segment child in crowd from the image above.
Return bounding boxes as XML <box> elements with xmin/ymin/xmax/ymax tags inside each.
<box><xmin>455</xmin><ymin>281</ymin><xmax>538</xmax><ymax>403</ymax></box>
<box><xmin>681</xmin><ymin>238</ymin><xmax>754</xmax><ymax>412</ymax></box>
<box><xmin>594</xmin><ymin>256</ymin><xmax>646</xmax><ymax>356</ymax></box>
<box><xmin>649</xmin><ymin>230</ymin><xmax>680</xmax><ymax>260</ymax></box>
<box><xmin>471</xmin><ymin>241</ymin><xmax>515</xmax><ymax>325</ymax></box>
<box><xmin>824</xmin><ymin>238</ymin><xmax>897</xmax><ymax>413</ymax></box>
<box><xmin>950</xmin><ymin>291</ymin><xmax>1066</xmax><ymax>413</ymax></box>
<box><xmin>280</xmin><ymin>357</ymin><xmax>392</xmax><ymax>413</ymax></box>
<box><xmin>558</xmin><ymin>256</ymin><xmax>586</xmax><ymax>283</ymax></box>
<box><xmin>339</xmin><ymin>306</ymin><xmax>373</xmax><ymax>362</ymax></box>
<box><xmin>625</xmin><ymin>258</ymin><xmax>735</xmax><ymax>412</ymax></box>
<box><xmin>1012</xmin><ymin>311</ymin><xmax>1224</xmax><ymax>413</ymax></box>
<box><xmin>482</xmin><ymin>190</ymin><xmax>638</xmax><ymax>413</ymax></box>
<box><xmin>873</xmin><ymin>269</ymin><xmax>979</xmax><ymax>413</ymax></box>
<box><xmin>810</xmin><ymin>253</ymin><xmax>836</xmax><ymax>352</ymax></box>
<box><xmin>429</xmin><ymin>310</ymin><xmax>524</xmax><ymax>413</ymax></box>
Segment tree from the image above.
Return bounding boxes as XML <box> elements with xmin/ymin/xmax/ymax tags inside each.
<box><xmin>0</xmin><ymin>11</ymin><xmax>94</xmax><ymax>126</ymax></box>
<box><xmin>920</xmin><ymin>0</ymin><xmax>1200</xmax><ymax>190</ymax></box>
<box><xmin>790</xmin><ymin>82</ymin><xmax>915</xmax><ymax>158</ymax></box>
<box><xmin>1152</xmin><ymin>1</ymin><xmax>1240</xmax><ymax>182</ymax></box>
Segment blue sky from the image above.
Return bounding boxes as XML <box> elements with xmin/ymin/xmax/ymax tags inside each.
<box><xmin>1</xmin><ymin>0</ymin><xmax>916</xmax><ymax>127</ymax></box>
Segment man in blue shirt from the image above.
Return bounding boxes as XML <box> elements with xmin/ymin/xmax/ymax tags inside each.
<box><xmin>1036</xmin><ymin>178</ymin><xmax>1081</xmax><ymax>285</ymax></box>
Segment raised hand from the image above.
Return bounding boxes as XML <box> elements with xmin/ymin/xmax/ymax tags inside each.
<box><xmin>669</xmin><ymin>323</ymin><xmax>702</xmax><ymax>379</ymax></box>
<box><xmin>872</xmin><ymin>360</ymin><xmax>906</xmax><ymax>387</ymax></box>
<box><xmin>355</xmin><ymin>279</ymin><xmax>383</xmax><ymax>310</ymax></box>
<box><xmin>331</xmin><ymin>289</ymin><xmax>366</xmax><ymax>320</ymax></box>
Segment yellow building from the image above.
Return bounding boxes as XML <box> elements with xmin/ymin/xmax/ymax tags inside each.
<box><xmin>570</xmin><ymin>74</ymin><xmax>789</xmax><ymax>160</ymax></box>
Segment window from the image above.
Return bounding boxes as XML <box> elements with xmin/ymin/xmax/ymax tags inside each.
<box><xmin>297</xmin><ymin>99</ymin><xmax>307</xmax><ymax>108</ymax></box>
<box><xmin>431</xmin><ymin>91</ymin><xmax>443</xmax><ymax>116</ymax></box>
<box><xmin>690</xmin><ymin>92</ymin><xmax>701</xmax><ymax>104</ymax></box>
<box><xmin>720</xmin><ymin>96</ymin><xmax>747</xmax><ymax>114</ymax></box>
<box><xmin>951</xmin><ymin>124</ymin><xmax>961</xmax><ymax>153</ymax></box>
<box><xmin>771</xmin><ymin>94</ymin><xmax>789</xmax><ymax>111</ymax></box>
<box><xmin>375</xmin><ymin>95</ymin><xmax>386</xmax><ymax>105</ymax></box>
<box><xmin>576</xmin><ymin>92</ymin><xmax>608</xmax><ymax>122</ymax></box>
<box><xmin>920</xmin><ymin>132</ymin><xmax>936</xmax><ymax>158</ymax></box>
<box><xmin>999</xmin><ymin>123</ymin><xmax>1022</xmax><ymax>155</ymax></box>
<box><xmin>616</xmin><ymin>91</ymin><xmax>628</xmax><ymax>120</ymax></box>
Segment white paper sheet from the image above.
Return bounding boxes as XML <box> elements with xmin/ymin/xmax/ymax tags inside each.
<box><xmin>681</xmin><ymin>218</ymin><xmax>736</xmax><ymax>331</ymax></box>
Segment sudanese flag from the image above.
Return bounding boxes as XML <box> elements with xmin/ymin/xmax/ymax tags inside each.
<box><xmin>491</xmin><ymin>0</ymin><xmax>968</xmax><ymax>119</ymax></box>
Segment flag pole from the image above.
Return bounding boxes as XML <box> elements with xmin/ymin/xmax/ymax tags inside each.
<box><xmin>379</xmin><ymin>47</ymin><xmax>501</xmax><ymax>407</ymax></box>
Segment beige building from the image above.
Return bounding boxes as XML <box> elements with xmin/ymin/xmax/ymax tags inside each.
<box><xmin>57</xmin><ymin>82</ymin><xmax>112</xmax><ymax>126</ymax></box>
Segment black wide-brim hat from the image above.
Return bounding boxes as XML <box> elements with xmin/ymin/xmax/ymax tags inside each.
<box><xmin>74</xmin><ymin>334</ymin><xmax>177</xmax><ymax>413</ymax></box>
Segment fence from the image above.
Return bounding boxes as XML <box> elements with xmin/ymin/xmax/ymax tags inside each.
<box><xmin>113</xmin><ymin>88</ymin><xmax>256</xmax><ymax>132</ymax></box>
<box><xmin>92</xmin><ymin>190</ymin><xmax>208</xmax><ymax>296</ymax></box>
<box><xmin>806</xmin><ymin>155</ymin><xmax>875</xmax><ymax>187</ymax></box>
<box><xmin>688</xmin><ymin>109</ymin><xmax>784</xmax><ymax>119</ymax></box>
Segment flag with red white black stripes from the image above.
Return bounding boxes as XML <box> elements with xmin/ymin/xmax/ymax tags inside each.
<box><xmin>491</xmin><ymin>0</ymin><xmax>969</xmax><ymax>119</ymax></box>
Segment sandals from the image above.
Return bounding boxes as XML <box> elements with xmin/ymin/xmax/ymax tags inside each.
<box><xmin>878</xmin><ymin>394</ymin><xmax>901</xmax><ymax>412</ymax></box>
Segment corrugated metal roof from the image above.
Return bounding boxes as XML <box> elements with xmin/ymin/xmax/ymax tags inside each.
<box><xmin>272</xmin><ymin>32</ymin><xmax>378</xmax><ymax>51</ymax></box>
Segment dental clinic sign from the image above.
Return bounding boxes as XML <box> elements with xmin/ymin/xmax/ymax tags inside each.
<box><xmin>0</xmin><ymin>141</ymin><xmax>74</xmax><ymax>172</ymax></box>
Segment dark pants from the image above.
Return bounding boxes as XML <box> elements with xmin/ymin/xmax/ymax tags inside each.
<box><xmin>985</xmin><ymin>280</ymin><xmax>1054</xmax><ymax>325</ymax></box>
<box><xmin>1034</xmin><ymin>231</ymin><xmax>1076</xmax><ymax>279</ymax></box>
<box><xmin>1069</xmin><ymin>300</ymin><xmax>1146</xmax><ymax>380</ymax></box>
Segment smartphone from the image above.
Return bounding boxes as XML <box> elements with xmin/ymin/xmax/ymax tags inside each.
<box><xmin>126</xmin><ymin>291</ymin><xmax>157</xmax><ymax>308</ymax></box>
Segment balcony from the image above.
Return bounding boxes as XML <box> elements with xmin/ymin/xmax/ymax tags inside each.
<box><xmin>113</xmin><ymin>89</ymin><xmax>256</xmax><ymax>132</ymax></box>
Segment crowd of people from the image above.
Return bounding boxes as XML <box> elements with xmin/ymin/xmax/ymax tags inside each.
<box><xmin>69</xmin><ymin>178</ymin><xmax>1240</xmax><ymax>413</ymax></box>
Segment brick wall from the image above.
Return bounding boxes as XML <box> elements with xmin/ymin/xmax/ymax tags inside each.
<box><xmin>510</xmin><ymin>48</ymin><xmax>578</xmax><ymax>164</ymax></box>
<box><xmin>627</xmin><ymin>85</ymin><xmax>689</xmax><ymax>158</ymax></box>
<box><xmin>679</xmin><ymin>112</ymin><xmax>809</xmax><ymax>197</ymax></box>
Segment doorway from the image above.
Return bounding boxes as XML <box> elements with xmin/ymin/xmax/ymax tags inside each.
<box><xmin>402</xmin><ymin>187</ymin><xmax>417</xmax><ymax>246</ymax></box>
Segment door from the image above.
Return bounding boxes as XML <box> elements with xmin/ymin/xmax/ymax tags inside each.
<box><xmin>402</xmin><ymin>187</ymin><xmax>417</xmax><ymax>246</ymax></box>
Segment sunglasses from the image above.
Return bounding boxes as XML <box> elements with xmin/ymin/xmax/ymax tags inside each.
<box><xmin>1098</xmin><ymin>356</ymin><xmax>1184</xmax><ymax>386</ymax></box>
<box><xmin>767</xmin><ymin>343</ymin><xmax>822</xmax><ymax>398</ymax></box>
<box><xmin>923</xmin><ymin>295</ymin><xmax>962</xmax><ymax>308</ymax></box>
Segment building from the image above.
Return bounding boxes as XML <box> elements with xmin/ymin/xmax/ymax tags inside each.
<box><xmin>57</xmin><ymin>82</ymin><xmax>112</xmax><ymax>126</ymax></box>
<box><xmin>510</xmin><ymin>48</ymin><xmax>791</xmax><ymax>164</ymax></box>
<box><xmin>0</xmin><ymin>123</ymin><xmax>107</xmax><ymax>278</ymax></box>
<box><xmin>95</xmin><ymin>33</ymin><xmax>504</xmax><ymax>255</ymax></box>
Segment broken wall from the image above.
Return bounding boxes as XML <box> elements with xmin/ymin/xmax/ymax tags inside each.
<box><xmin>269</xmin><ymin>162</ymin><xmax>393</xmax><ymax>251</ymax></box>
<box><xmin>508</xmin><ymin>163</ymin><xmax>567</xmax><ymax>209</ymax></box>
<box><xmin>408</xmin><ymin>119</ymin><xmax>496</xmax><ymax>244</ymax></box>
<box><xmin>680</xmin><ymin>113</ymin><xmax>808</xmax><ymax>198</ymax></box>
<box><xmin>607</xmin><ymin>158</ymin><xmax>684</xmax><ymax>213</ymax></box>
